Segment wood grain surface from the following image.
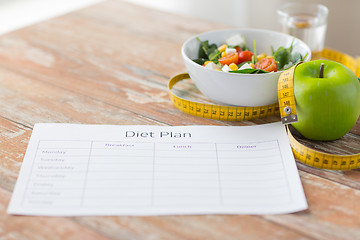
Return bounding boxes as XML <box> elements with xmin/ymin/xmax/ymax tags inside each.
<box><xmin>0</xmin><ymin>1</ymin><xmax>359</xmax><ymax>239</ymax></box>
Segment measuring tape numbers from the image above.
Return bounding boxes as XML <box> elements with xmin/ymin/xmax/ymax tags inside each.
<box><xmin>169</xmin><ymin>48</ymin><xmax>360</xmax><ymax>170</ymax></box>
<box><xmin>277</xmin><ymin>64</ymin><xmax>360</xmax><ymax>170</ymax></box>
<box><xmin>287</xmin><ymin>127</ymin><xmax>360</xmax><ymax>170</ymax></box>
<box><xmin>168</xmin><ymin>73</ymin><xmax>279</xmax><ymax>121</ymax></box>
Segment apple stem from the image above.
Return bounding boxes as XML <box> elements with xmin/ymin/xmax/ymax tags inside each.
<box><xmin>319</xmin><ymin>63</ymin><xmax>325</xmax><ymax>78</ymax></box>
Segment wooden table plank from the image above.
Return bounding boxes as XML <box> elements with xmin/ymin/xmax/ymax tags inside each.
<box><xmin>0</xmin><ymin>188</ymin><xmax>111</xmax><ymax>240</ymax></box>
<box><xmin>0</xmin><ymin>1</ymin><xmax>359</xmax><ymax>239</ymax></box>
<box><xmin>0</xmin><ymin>119</ymin><xmax>31</xmax><ymax>192</ymax></box>
<box><xmin>0</xmin><ymin>67</ymin><xmax>170</xmax><ymax>127</ymax></box>
<box><xmin>72</xmin><ymin>215</ymin><xmax>313</xmax><ymax>240</ymax></box>
<box><xmin>264</xmin><ymin>171</ymin><xmax>360</xmax><ymax>240</ymax></box>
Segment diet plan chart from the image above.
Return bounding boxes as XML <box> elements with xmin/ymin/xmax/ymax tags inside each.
<box><xmin>7</xmin><ymin>123</ymin><xmax>307</xmax><ymax>216</ymax></box>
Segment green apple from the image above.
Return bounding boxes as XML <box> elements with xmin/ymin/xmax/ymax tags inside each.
<box><xmin>292</xmin><ymin>59</ymin><xmax>360</xmax><ymax>141</ymax></box>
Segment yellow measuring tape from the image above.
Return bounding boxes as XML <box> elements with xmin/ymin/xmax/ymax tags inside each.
<box><xmin>168</xmin><ymin>73</ymin><xmax>280</xmax><ymax>121</ymax></box>
<box><xmin>169</xmin><ymin>48</ymin><xmax>360</xmax><ymax>170</ymax></box>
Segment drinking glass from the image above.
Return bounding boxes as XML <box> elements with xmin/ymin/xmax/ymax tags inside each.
<box><xmin>277</xmin><ymin>3</ymin><xmax>328</xmax><ymax>58</ymax></box>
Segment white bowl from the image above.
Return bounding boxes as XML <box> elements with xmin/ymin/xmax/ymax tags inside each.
<box><xmin>181</xmin><ymin>28</ymin><xmax>311</xmax><ymax>106</ymax></box>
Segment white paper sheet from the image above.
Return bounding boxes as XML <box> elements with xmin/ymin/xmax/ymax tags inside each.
<box><xmin>7</xmin><ymin>122</ymin><xmax>307</xmax><ymax>216</ymax></box>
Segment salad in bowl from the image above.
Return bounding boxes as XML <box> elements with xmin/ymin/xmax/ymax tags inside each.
<box><xmin>193</xmin><ymin>33</ymin><xmax>308</xmax><ymax>74</ymax></box>
<box><xmin>181</xmin><ymin>28</ymin><xmax>311</xmax><ymax>106</ymax></box>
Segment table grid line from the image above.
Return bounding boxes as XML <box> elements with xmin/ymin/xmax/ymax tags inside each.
<box><xmin>80</xmin><ymin>141</ymin><xmax>93</xmax><ymax>207</ymax></box>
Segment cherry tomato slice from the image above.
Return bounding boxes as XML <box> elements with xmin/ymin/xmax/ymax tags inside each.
<box><xmin>218</xmin><ymin>53</ymin><xmax>239</xmax><ymax>66</ymax></box>
<box><xmin>235</xmin><ymin>46</ymin><xmax>242</xmax><ymax>52</ymax></box>
<box><xmin>238</xmin><ymin>50</ymin><xmax>254</xmax><ymax>63</ymax></box>
<box><xmin>254</xmin><ymin>57</ymin><xmax>278</xmax><ymax>72</ymax></box>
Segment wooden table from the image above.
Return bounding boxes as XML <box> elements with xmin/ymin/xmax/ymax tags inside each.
<box><xmin>0</xmin><ymin>1</ymin><xmax>359</xmax><ymax>239</ymax></box>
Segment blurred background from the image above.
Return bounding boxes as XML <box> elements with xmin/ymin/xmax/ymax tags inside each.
<box><xmin>0</xmin><ymin>0</ymin><xmax>102</xmax><ymax>34</ymax></box>
<box><xmin>0</xmin><ymin>0</ymin><xmax>358</xmax><ymax>56</ymax></box>
<box><xmin>126</xmin><ymin>0</ymin><xmax>360</xmax><ymax>56</ymax></box>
